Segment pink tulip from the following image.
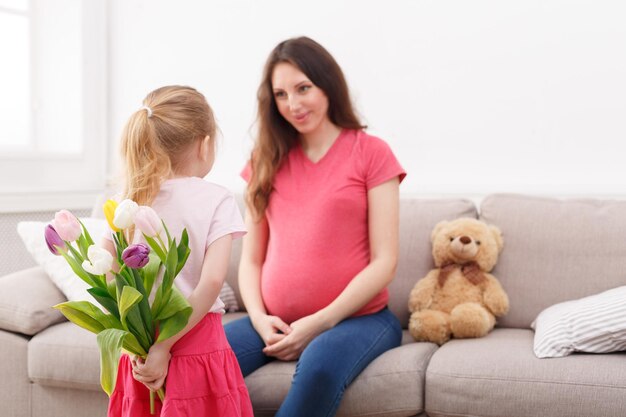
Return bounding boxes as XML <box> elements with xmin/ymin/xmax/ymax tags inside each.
<box><xmin>134</xmin><ymin>206</ymin><xmax>163</xmax><ymax>238</ymax></box>
<box><xmin>52</xmin><ymin>210</ymin><xmax>82</xmax><ymax>242</ymax></box>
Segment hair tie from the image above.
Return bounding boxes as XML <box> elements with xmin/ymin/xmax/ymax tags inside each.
<box><xmin>140</xmin><ymin>105</ymin><xmax>153</xmax><ymax>118</ymax></box>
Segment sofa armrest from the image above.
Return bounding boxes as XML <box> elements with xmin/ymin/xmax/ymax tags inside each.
<box><xmin>0</xmin><ymin>266</ymin><xmax>67</xmax><ymax>335</ymax></box>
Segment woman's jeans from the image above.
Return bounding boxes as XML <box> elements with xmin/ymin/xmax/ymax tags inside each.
<box><xmin>224</xmin><ymin>307</ymin><xmax>402</xmax><ymax>417</ymax></box>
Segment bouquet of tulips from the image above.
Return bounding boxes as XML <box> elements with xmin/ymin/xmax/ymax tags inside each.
<box><xmin>45</xmin><ymin>199</ymin><xmax>192</xmax><ymax>414</ymax></box>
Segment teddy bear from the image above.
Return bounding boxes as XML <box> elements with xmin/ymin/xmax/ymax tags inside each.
<box><xmin>408</xmin><ymin>218</ymin><xmax>509</xmax><ymax>345</ymax></box>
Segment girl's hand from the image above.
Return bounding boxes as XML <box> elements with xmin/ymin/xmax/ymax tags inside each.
<box><xmin>262</xmin><ymin>314</ymin><xmax>330</xmax><ymax>361</ymax></box>
<box><xmin>132</xmin><ymin>345</ymin><xmax>171</xmax><ymax>391</ymax></box>
<box><xmin>250</xmin><ymin>313</ymin><xmax>292</xmax><ymax>347</ymax></box>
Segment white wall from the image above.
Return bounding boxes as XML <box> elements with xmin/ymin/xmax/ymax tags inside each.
<box><xmin>108</xmin><ymin>0</ymin><xmax>626</xmax><ymax>198</ymax></box>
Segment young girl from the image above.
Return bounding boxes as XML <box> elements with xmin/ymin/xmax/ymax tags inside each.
<box><xmin>224</xmin><ymin>37</ymin><xmax>405</xmax><ymax>416</ymax></box>
<box><xmin>104</xmin><ymin>85</ymin><xmax>253</xmax><ymax>417</ymax></box>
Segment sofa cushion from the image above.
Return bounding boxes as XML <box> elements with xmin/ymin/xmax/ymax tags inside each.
<box><xmin>26</xmin><ymin>311</ymin><xmax>256</xmax><ymax>392</ymax></box>
<box><xmin>0</xmin><ymin>267</ymin><xmax>66</xmax><ymax>335</ymax></box>
<box><xmin>31</xmin><ymin>385</ymin><xmax>108</xmax><ymax>417</ymax></box>
<box><xmin>28</xmin><ymin>321</ymin><xmax>101</xmax><ymax>391</ymax></box>
<box><xmin>425</xmin><ymin>328</ymin><xmax>626</xmax><ymax>417</ymax></box>
<box><xmin>480</xmin><ymin>194</ymin><xmax>626</xmax><ymax>329</ymax></box>
<box><xmin>392</xmin><ymin>198</ymin><xmax>477</xmax><ymax>327</ymax></box>
<box><xmin>0</xmin><ymin>330</ymin><xmax>30</xmax><ymax>417</ymax></box>
<box><xmin>246</xmin><ymin>333</ymin><xmax>437</xmax><ymax>417</ymax></box>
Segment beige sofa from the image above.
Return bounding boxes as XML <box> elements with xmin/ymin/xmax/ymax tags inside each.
<box><xmin>1</xmin><ymin>194</ymin><xmax>626</xmax><ymax>417</ymax></box>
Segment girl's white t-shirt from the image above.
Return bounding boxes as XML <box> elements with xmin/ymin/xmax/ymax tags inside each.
<box><xmin>107</xmin><ymin>177</ymin><xmax>246</xmax><ymax>313</ymax></box>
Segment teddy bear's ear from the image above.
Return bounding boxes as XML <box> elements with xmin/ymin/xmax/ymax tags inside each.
<box><xmin>431</xmin><ymin>220</ymin><xmax>448</xmax><ymax>243</ymax></box>
<box><xmin>489</xmin><ymin>224</ymin><xmax>504</xmax><ymax>253</ymax></box>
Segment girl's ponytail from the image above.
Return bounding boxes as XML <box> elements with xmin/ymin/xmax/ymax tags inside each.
<box><xmin>120</xmin><ymin>109</ymin><xmax>172</xmax><ymax>207</ymax></box>
<box><xmin>119</xmin><ymin>86</ymin><xmax>216</xmax><ymax>207</ymax></box>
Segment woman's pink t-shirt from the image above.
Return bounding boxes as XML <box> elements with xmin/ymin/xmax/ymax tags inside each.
<box><xmin>242</xmin><ymin>129</ymin><xmax>405</xmax><ymax>324</ymax></box>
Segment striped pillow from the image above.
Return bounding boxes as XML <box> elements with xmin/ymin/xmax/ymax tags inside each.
<box><xmin>531</xmin><ymin>286</ymin><xmax>626</xmax><ymax>358</ymax></box>
<box><xmin>220</xmin><ymin>282</ymin><xmax>239</xmax><ymax>313</ymax></box>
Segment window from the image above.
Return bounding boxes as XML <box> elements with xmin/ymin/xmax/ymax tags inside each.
<box><xmin>0</xmin><ymin>0</ymin><xmax>30</xmax><ymax>151</ymax></box>
<box><xmin>0</xmin><ymin>0</ymin><xmax>106</xmax><ymax>212</ymax></box>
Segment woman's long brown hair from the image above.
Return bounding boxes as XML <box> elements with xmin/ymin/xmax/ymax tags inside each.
<box><xmin>248</xmin><ymin>37</ymin><xmax>365</xmax><ymax>220</ymax></box>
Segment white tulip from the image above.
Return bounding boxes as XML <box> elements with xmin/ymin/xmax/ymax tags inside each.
<box><xmin>82</xmin><ymin>245</ymin><xmax>114</xmax><ymax>275</ymax></box>
<box><xmin>113</xmin><ymin>199</ymin><xmax>139</xmax><ymax>229</ymax></box>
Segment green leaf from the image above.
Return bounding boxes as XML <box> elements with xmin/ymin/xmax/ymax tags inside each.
<box><xmin>162</xmin><ymin>239</ymin><xmax>179</xmax><ymax>291</ymax></box>
<box><xmin>67</xmin><ymin>244</ymin><xmax>106</xmax><ymax>288</ymax></box>
<box><xmin>118</xmin><ymin>285</ymin><xmax>151</xmax><ymax>350</ymax></box>
<box><xmin>58</xmin><ymin>249</ymin><xmax>98</xmax><ymax>288</ymax></box>
<box><xmin>157</xmin><ymin>308</ymin><xmax>192</xmax><ymax>343</ymax></box>
<box><xmin>87</xmin><ymin>287</ymin><xmax>120</xmax><ymax>320</ymax></box>
<box><xmin>175</xmin><ymin>230</ymin><xmax>190</xmax><ymax>276</ymax></box>
<box><xmin>113</xmin><ymin>230</ymin><xmax>128</xmax><ymax>254</ymax></box>
<box><xmin>118</xmin><ymin>286</ymin><xmax>143</xmax><ymax>329</ymax></box>
<box><xmin>154</xmin><ymin>285</ymin><xmax>191</xmax><ymax>320</ymax></box>
<box><xmin>130</xmin><ymin>267</ymin><xmax>155</xmax><ymax>343</ymax></box>
<box><xmin>150</xmin><ymin>284</ymin><xmax>166</xmax><ymax>319</ymax></box>
<box><xmin>107</xmin><ymin>279</ymin><xmax>117</xmax><ymax>299</ymax></box>
<box><xmin>142</xmin><ymin>253</ymin><xmax>161</xmax><ymax>297</ymax></box>
<box><xmin>78</xmin><ymin>219</ymin><xmax>95</xmax><ymax>246</ymax></box>
<box><xmin>121</xmin><ymin>332</ymin><xmax>146</xmax><ymax>357</ymax></box>
<box><xmin>53</xmin><ymin>301</ymin><xmax>113</xmax><ymax>334</ymax></box>
<box><xmin>155</xmin><ymin>287</ymin><xmax>192</xmax><ymax>342</ymax></box>
<box><xmin>96</xmin><ymin>329</ymin><xmax>128</xmax><ymax>396</ymax></box>
<box><xmin>120</xmin><ymin>266</ymin><xmax>136</xmax><ymax>288</ymax></box>
<box><xmin>144</xmin><ymin>234</ymin><xmax>166</xmax><ymax>263</ymax></box>
<box><xmin>75</xmin><ymin>220</ymin><xmax>95</xmax><ymax>259</ymax></box>
<box><xmin>114</xmin><ymin>273</ymin><xmax>129</xmax><ymax>299</ymax></box>
<box><xmin>162</xmin><ymin>220</ymin><xmax>172</xmax><ymax>247</ymax></box>
<box><xmin>76</xmin><ymin>235</ymin><xmax>89</xmax><ymax>260</ymax></box>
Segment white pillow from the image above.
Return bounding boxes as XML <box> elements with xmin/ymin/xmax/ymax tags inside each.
<box><xmin>531</xmin><ymin>286</ymin><xmax>626</xmax><ymax>358</ymax></box>
<box><xmin>17</xmin><ymin>219</ymin><xmax>107</xmax><ymax>304</ymax></box>
<box><xmin>17</xmin><ymin>219</ymin><xmax>240</xmax><ymax>312</ymax></box>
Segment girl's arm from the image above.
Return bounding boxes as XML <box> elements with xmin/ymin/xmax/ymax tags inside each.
<box><xmin>263</xmin><ymin>177</ymin><xmax>400</xmax><ymax>360</ymax></box>
<box><xmin>239</xmin><ymin>203</ymin><xmax>292</xmax><ymax>347</ymax></box>
<box><xmin>133</xmin><ymin>234</ymin><xmax>234</xmax><ymax>390</ymax></box>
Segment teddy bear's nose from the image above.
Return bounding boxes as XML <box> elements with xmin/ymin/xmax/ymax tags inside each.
<box><xmin>460</xmin><ymin>236</ymin><xmax>472</xmax><ymax>244</ymax></box>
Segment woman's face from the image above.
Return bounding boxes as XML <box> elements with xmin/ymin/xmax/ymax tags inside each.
<box><xmin>271</xmin><ymin>62</ymin><xmax>330</xmax><ymax>136</ymax></box>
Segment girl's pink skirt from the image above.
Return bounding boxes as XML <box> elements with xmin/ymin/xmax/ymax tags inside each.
<box><xmin>107</xmin><ymin>313</ymin><xmax>253</xmax><ymax>417</ymax></box>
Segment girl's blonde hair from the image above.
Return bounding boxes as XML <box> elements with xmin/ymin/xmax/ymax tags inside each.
<box><xmin>120</xmin><ymin>85</ymin><xmax>216</xmax><ymax>206</ymax></box>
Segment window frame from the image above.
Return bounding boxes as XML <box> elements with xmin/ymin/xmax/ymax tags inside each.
<box><xmin>0</xmin><ymin>0</ymin><xmax>107</xmax><ymax>213</ymax></box>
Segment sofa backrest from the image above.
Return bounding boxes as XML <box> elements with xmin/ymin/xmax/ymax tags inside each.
<box><xmin>226</xmin><ymin>195</ymin><xmax>478</xmax><ymax>329</ymax></box>
<box><xmin>480</xmin><ymin>194</ymin><xmax>626</xmax><ymax>329</ymax></box>
<box><xmin>391</xmin><ymin>198</ymin><xmax>477</xmax><ymax>327</ymax></box>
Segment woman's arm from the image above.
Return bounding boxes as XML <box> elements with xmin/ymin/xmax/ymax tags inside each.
<box><xmin>133</xmin><ymin>234</ymin><xmax>233</xmax><ymax>390</ymax></box>
<box><xmin>239</xmin><ymin>203</ymin><xmax>292</xmax><ymax>346</ymax></box>
<box><xmin>263</xmin><ymin>177</ymin><xmax>400</xmax><ymax>360</ymax></box>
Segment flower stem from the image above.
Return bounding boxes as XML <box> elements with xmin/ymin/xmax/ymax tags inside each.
<box><xmin>149</xmin><ymin>388</ymin><xmax>165</xmax><ymax>414</ymax></box>
<box><xmin>157</xmin><ymin>235</ymin><xmax>167</xmax><ymax>252</ymax></box>
<box><xmin>150</xmin><ymin>390</ymin><xmax>155</xmax><ymax>414</ymax></box>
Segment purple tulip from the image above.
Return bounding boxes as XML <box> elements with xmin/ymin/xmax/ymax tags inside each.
<box><xmin>44</xmin><ymin>225</ymin><xmax>66</xmax><ymax>255</ymax></box>
<box><xmin>122</xmin><ymin>243</ymin><xmax>150</xmax><ymax>269</ymax></box>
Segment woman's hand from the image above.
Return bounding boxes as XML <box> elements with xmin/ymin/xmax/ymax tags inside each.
<box><xmin>132</xmin><ymin>345</ymin><xmax>171</xmax><ymax>391</ymax></box>
<box><xmin>250</xmin><ymin>313</ymin><xmax>292</xmax><ymax>347</ymax></box>
<box><xmin>262</xmin><ymin>313</ymin><xmax>331</xmax><ymax>361</ymax></box>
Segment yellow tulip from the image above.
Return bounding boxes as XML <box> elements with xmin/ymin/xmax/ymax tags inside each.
<box><xmin>103</xmin><ymin>199</ymin><xmax>120</xmax><ymax>232</ymax></box>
